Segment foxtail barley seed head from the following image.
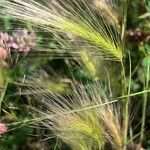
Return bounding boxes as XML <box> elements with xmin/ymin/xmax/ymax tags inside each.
<box><xmin>0</xmin><ymin>0</ymin><xmax>123</xmax><ymax>61</ymax></box>
<box><xmin>28</xmin><ymin>82</ymin><xmax>124</xmax><ymax>149</ymax></box>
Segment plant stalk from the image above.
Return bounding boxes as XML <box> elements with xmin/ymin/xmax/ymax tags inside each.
<box><xmin>121</xmin><ymin>0</ymin><xmax>128</xmax><ymax>149</ymax></box>
<box><xmin>140</xmin><ymin>63</ymin><xmax>150</xmax><ymax>142</ymax></box>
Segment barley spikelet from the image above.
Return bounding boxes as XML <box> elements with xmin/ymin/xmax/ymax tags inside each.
<box><xmin>0</xmin><ymin>0</ymin><xmax>123</xmax><ymax>61</ymax></box>
<box><xmin>27</xmin><ymin>82</ymin><xmax>124</xmax><ymax>149</ymax></box>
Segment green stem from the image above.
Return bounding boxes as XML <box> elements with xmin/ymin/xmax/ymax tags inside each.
<box><xmin>0</xmin><ymin>81</ymin><xmax>8</xmax><ymax>115</ymax></box>
<box><xmin>121</xmin><ymin>0</ymin><xmax>128</xmax><ymax>149</ymax></box>
<box><xmin>117</xmin><ymin>90</ymin><xmax>150</xmax><ymax>99</ymax></box>
<box><xmin>54</xmin><ymin>138</ymin><xmax>59</xmax><ymax>150</ymax></box>
<box><xmin>140</xmin><ymin>64</ymin><xmax>149</xmax><ymax>142</ymax></box>
<box><xmin>123</xmin><ymin>53</ymin><xmax>131</xmax><ymax>149</ymax></box>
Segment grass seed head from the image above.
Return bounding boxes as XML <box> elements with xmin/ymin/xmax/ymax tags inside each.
<box><xmin>0</xmin><ymin>0</ymin><xmax>123</xmax><ymax>61</ymax></box>
<box><xmin>29</xmin><ymin>82</ymin><xmax>124</xmax><ymax>149</ymax></box>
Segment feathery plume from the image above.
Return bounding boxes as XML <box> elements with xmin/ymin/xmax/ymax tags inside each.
<box><xmin>0</xmin><ymin>0</ymin><xmax>123</xmax><ymax>61</ymax></box>
<box><xmin>28</xmin><ymin>82</ymin><xmax>124</xmax><ymax>149</ymax></box>
<box><xmin>93</xmin><ymin>0</ymin><xmax>120</xmax><ymax>27</ymax></box>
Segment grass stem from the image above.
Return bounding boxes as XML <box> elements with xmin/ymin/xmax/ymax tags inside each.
<box><xmin>140</xmin><ymin>64</ymin><xmax>150</xmax><ymax>142</ymax></box>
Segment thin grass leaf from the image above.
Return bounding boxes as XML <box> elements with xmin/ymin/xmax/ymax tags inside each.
<box><xmin>0</xmin><ymin>80</ymin><xmax>8</xmax><ymax>115</ymax></box>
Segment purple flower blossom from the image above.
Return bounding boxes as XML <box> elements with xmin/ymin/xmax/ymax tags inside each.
<box><xmin>0</xmin><ymin>32</ymin><xmax>13</xmax><ymax>48</ymax></box>
<box><xmin>0</xmin><ymin>29</ymin><xmax>36</xmax><ymax>53</ymax></box>
<box><xmin>0</xmin><ymin>32</ymin><xmax>11</xmax><ymax>59</ymax></box>
<box><xmin>12</xmin><ymin>29</ymin><xmax>36</xmax><ymax>52</ymax></box>
<box><xmin>0</xmin><ymin>123</ymin><xmax>8</xmax><ymax>134</ymax></box>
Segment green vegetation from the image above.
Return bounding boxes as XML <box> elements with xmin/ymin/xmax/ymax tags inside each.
<box><xmin>0</xmin><ymin>0</ymin><xmax>150</xmax><ymax>149</ymax></box>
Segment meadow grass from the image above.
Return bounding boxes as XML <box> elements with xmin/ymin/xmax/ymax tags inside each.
<box><xmin>0</xmin><ymin>0</ymin><xmax>149</xmax><ymax>149</ymax></box>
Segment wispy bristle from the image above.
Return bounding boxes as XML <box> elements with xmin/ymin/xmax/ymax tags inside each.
<box><xmin>27</xmin><ymin>82</ymin><xmax>124</xmax><ymax>149</ymax></box>
<box><xmin>93</xmin><ymin>0</ymin><xmax>120</xmax><ymax>28</ymax></box>
<box><xmin>0</xmin><ymin>0</ymin><xmax>123</xmax><ymax>61</ymax></box>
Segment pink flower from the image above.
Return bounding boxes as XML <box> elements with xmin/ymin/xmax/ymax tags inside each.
<box><xmin>0</xmin><ymin>29</ymin><xmax>36</xmax><ymax>54</ymax></box>
<box><xmin>0</xmin><ymin>123</ymin><xmax>8</xmax><ymax>134</ymax></box>
<box><xmin>12</xmin><ymin>29</ymin><xmax>36</xmax><ymax>52</ymax></box>
<box><xmin>0</xmin><ymin>32</ymin><xmax>12</xmax><ymax>48</ymax></box>
<box><xmin>0</xmin><ymin>48</ymin><xmax>8</xmax><ymax>59</ymax></box>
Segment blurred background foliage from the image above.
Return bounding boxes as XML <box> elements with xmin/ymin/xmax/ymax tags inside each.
<box><xmin>0</xmin><ymin>0</ymin><xmax>150</xmax><ymax>149</ymax></box>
